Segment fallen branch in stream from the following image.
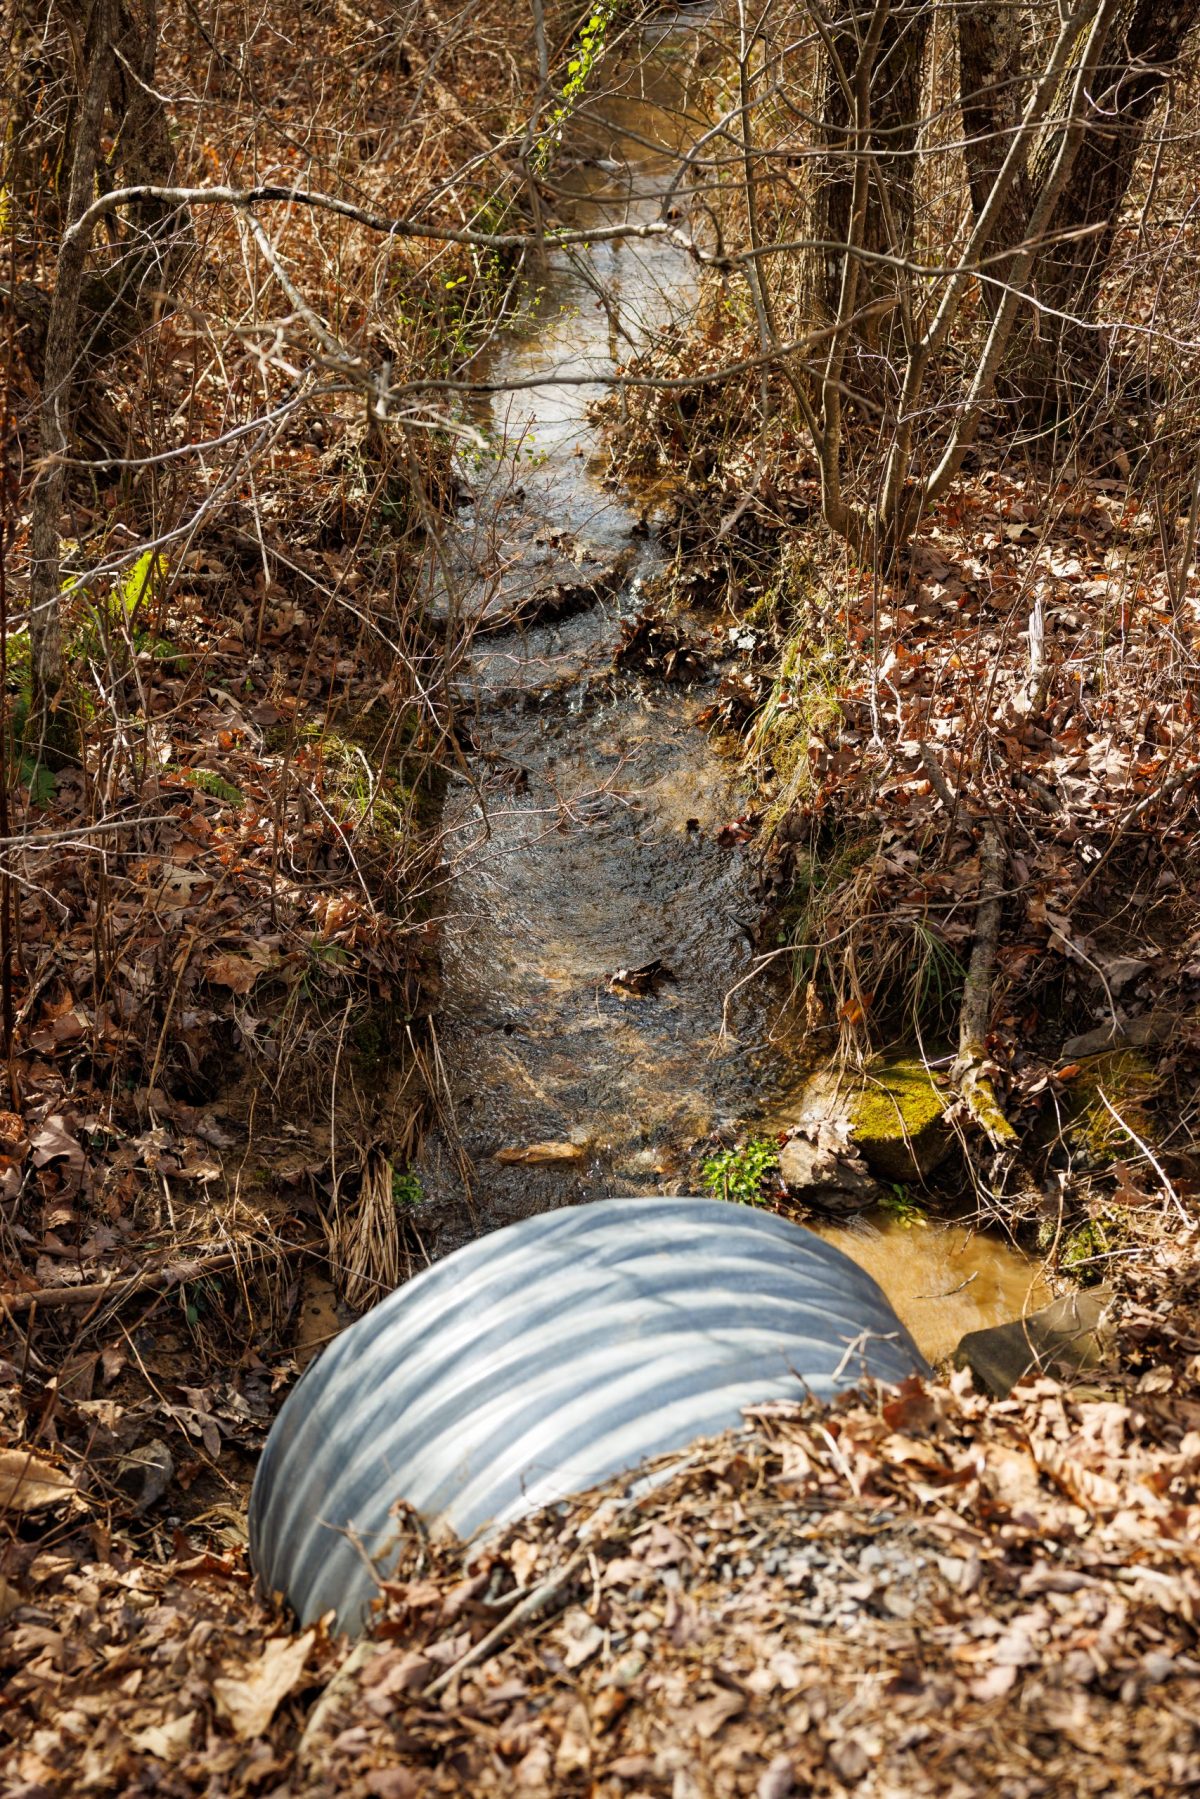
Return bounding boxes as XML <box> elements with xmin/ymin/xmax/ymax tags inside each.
<box><xmin>952</xmin><ymin>821</ymin><xmax>1017</xmax><ymax>1149</ymax></box>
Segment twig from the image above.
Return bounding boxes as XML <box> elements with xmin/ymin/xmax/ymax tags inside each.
<box><xmin>918</xmin><ymin>743</ymin><xmax>959</xmax><ymax>818</ymax></box>
<box><xmin>952</xmin><ymin>822</ymin><xmax>1017</xmax><ymax>1147</ymax></box>
<box><xmin>60</xmin><ymin>180</ymin><xmax>703</xmax><ymax>259</ymax></box>
<box><xmin>1097</xmin><ymin>1092</ymin><xmax>1189</xmax><ymax>1226</ymax></box>
<box><xmin>425</xmin><ymin>1549</ymin><xmax>588</xmax><ymax>1699</ymax></box>
<box><xmin>1</xmin><ymin>1237</ymin><xmax>324</xmax><ymax>1315</ymax></box>
<box><xmin>300</xmin><ymin>1546</ymin><xmax>588</xmax><ymax>1752</ymax></box>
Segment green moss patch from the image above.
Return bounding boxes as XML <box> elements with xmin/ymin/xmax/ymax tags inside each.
<box><xmin>851</xmin><ymin>1058</ymin><xmax>952</xmax><ymax>1182</ymax></box>
<box><xmin>791</xmin><ymin>1057</ymin><xmax>953</xmax><ymax>1184</ymax></box>
<box><xmin>1062</xmin><ymin>1049</ymin><xmax>1158</xmax><ymax>1169</ymax></box>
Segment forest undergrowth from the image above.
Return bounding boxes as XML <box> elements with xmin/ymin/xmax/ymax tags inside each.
<box><xmin>0</xmin><ymin>0</ymin><xmax>571</xmax><ymax>1698</ymax></box>
<box><xmin>4</xmin><ymin>0</ymin><xmax>1200</xmax><ymax>1791</ymax></box>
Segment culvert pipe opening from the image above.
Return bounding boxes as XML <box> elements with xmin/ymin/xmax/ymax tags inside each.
<box><xmin>249</xmin><ymin>1195</ymin><xmax>927</xmax><ymax>1634</ymax></box>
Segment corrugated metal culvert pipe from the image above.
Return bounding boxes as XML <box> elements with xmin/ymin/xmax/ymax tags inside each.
<box><xmin>249</xmin><ymin>1196</ymin><xmax>926</xmax><ymax>1632</ymax></box>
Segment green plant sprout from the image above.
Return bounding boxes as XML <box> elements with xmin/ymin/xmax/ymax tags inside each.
<box><xmin>5</xmin><ymin>547</ymin><xmax>175</xmax><ymax>796</ymax></box>
<box><xmin>182</xmin><ymin>768</ymin><xmax>244</xmax><ymax>807</ymax></box>
<box><xmin>392</xmin><ymin>1168</ymin><xmax>425</xmax><ymax>1209</ymax></box>
<box><xmin>878</xmin><ymin>1185</ymin><xmax>927</xmax><ymax>1230</ymax></box>
<box><xmin>78</xmin><ymin>549</ymin><xmax>176</xmax><ymax>663</ymax></box>
<box><xmin>535</xmin><ymin>6</ymin><xmax>614</xmax><ymax>172</ymax></box>
<box><xmin>113</xmin><ymin>548</ymin><xmax>167</xmax><ymax>619</ymax></box>
<box><xmin>700</xmin><ymin>1138</ymin><xmax>779</xmax><ymax>1207</ymax></box>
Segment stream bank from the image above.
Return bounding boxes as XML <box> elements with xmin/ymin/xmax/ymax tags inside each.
<box><xmin>589</xmin><ymin>9</ymin><xmax>1199</xmax><ymax>1337</ymax></box>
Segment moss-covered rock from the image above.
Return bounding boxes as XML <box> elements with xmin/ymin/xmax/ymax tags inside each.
<box><xmin>851</xmin><ymin>1060</ymin><xmax>953</xmax><ymax>1181</ymax></box>
<box><xmin>790</xmin><ymin>1058</ymin><xmax>952</xmax><ymax>1184</ymax></box>
<box><xmin>1061</xmin><ymin>1048</ymin><xmax>1157</xmax><ymax>1169</ymax></box>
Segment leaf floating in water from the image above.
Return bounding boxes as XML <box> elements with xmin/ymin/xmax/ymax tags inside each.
<box><xmin>608</xmin><ymin>958</ymin><xmax>675</xmax><ymax>996</ymax></box>
<box><xmin>493</xmin><ymin>1141</ymin><xmax>586</xmax><ymax>1165</ymax></box>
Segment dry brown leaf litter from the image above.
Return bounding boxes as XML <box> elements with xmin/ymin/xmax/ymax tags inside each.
<box><xmin>5</xmin><ymin>1250</ymin><xmax>1200</xmax><ymax>1798</ymax></box>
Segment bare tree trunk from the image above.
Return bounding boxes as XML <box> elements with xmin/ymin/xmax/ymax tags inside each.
<box><xmin>110</xmin><ymin>0</ymin><xmax>186</xmax><ymax>291</ymax></box>
<box><xmin>956</xmin><ymin>0</ymin><xmax>1033</xmax><ymax>312</ymax></box>
<box><xmin>809</xmin><ymin>2</ymin><xmax>928</xmax><ymax>329</ymax></box>
<box><xmin>1031</xmin><ymin>0</ymin><xmax>1200</xmax><ymax>392</ymax></box>
<box><xmin>27</xmin><ymin>0</ymin><xmax>116</xmax><ymax>764</ymax></box>
<box><xmin>957</xmin><ymin>0</ymin><xmax>1200</xmax><ymax>412</ymax></box>
<box><xmin>808</xmin><ymin>5</ymin><xmax>858</xmax><ymax>326</ymax></box>
<box><xmin>806</xmin><ymin>0</ymin><xmax>927</xmax><ymax>422</ymax></box>
<box><xmin>6</xmin><ymin>0</ymin><xmax>181</xmax><ymax>404</ymax></box>
<box><xmin>871</xmin><ymin>5</ymin><xmax>929</xmax><ymax>280</ymax></box>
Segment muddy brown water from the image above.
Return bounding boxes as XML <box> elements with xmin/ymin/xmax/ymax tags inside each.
<box><xmin>413</xmin><ymin>21</ymin><xmax>1047</xmax><ymax>1365</ymax></box>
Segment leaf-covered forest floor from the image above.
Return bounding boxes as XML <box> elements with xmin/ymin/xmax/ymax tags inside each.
<box><xmin>1</xmin><ymin>0</ymin><xmax>568</xmax><ymax>1508</ymax></box>
<box><xmin>594</xmin><ymin>411</ymin><xmax>1200</xmax><ymax>1248</ymax></box>
<box><xmin>5</xmin><ymin>1</ymin><xmax>1200</xmax><ymax>1792</ymax></box>
<box><xmin>6</xmin><ymin>1261</ymin><xmax>1200</xmax><ymax>1796</ymax></box>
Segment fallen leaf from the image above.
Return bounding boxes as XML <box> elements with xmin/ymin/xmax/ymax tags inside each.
<box><xmin>508</xmin><ymin>1538</ymin><xmax>541</xmax><ymax>1587</ymax></box>
<box><xmin>592</xmin><ymin>1686</ymin><xmax>630</xmax><ymax>1731</ymax></box>
<box><xmin>985</xmin><ymin>1445</ymin><xmax>1043</xmax><ymax>1515</ymax></box>
<box><xmin>758</xmin><ymin>1757</ymin><xmax>795</xmax><ymax>1799</ymax></box>
<box><xmin>29</xmin><ymin>1115</ymin><xmax>84</xmax><ymax>1171</ymax></box>
<box><xmin>689</xmin><ymin>1689</ymin><xmax>746</xmax><ymax>1739</ymax></box>
<box><xmin>213</xmin><ymin>1630</ymin><xmax>315</xmax><ymax>1738</ymax></box>
<box><xmin>128</xmin><ymin>1712</ymin><xmax>196</xmax><ymax>1760</ymax></box>
<box><xmin>972</xmin><ymin>1661</ymin><xmax>1019</xmax><ymax>1701</ymax></box>
<box><xmin>1035</xmin><ymin>1443</ymin><xmax>1123</xmax><ymax>1512</ymax></box>
<box><xmin>608</xmin><ymin>958</ymin><xmax>675</xmax><ymax>995</ymax></box>
<box><xmin>29</xmin><ymin>1008</ymin><xmax>89</xmax><ymax>1052</ymax></box>
<box><xmin>558</xmin><ymin>1608</ymin><xmax>605</xmax><ymax>1669</ymax></box>
<box><xmin>364</xmin><ymin>1772</ymin><xmax>419</xmax><ymax>1799</ymax></box>
<box><xmin>0</xmin><ymin>1111</ymin><xmax>28</xmax><ymax>1155</ymax></box>
<box><xmin>204</xmin><ymin>953</ymin><xmax>263</xmax><ymax>994</ymax></box>
<box><xmin>514</xmin><ymin>1743</ymin><xmax>552</xmax><ymax>1788</ymax></box>
<box><xmin>115</xmin><ymin>1439</ymin><xmax>175</xmax><ymax>1513</ymax></box>
<box><xmin>554</xmin><ymin>1701</ymin><xmax>591</xmax><ymax>1777</ymax></box>
<box><xmin>828</xmin><ymin>1732</ymin><xmax>872</xmax><ymax>1782</ymax></box>
<box><xmin>0</xmin><ymin>1449</ymin><xmax>75</xmax><ymax>1514</ymax></box>
<box><xmin>179</xmin><ymin>1149</ymin><xmax>223</xmax><ymax>1181</ymax></box>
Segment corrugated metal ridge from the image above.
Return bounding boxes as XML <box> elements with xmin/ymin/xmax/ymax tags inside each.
<box><xmin>250</xmin><ymin>1196</ymin><xmax>926</xmax><ymax>1631</ymax></box>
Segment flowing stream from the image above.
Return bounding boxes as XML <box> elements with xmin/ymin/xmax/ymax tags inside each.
<box><xmin>413</xmin><ymin>19</ymin><xmax>1047</xmax><ymax>1364</ymax></box>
